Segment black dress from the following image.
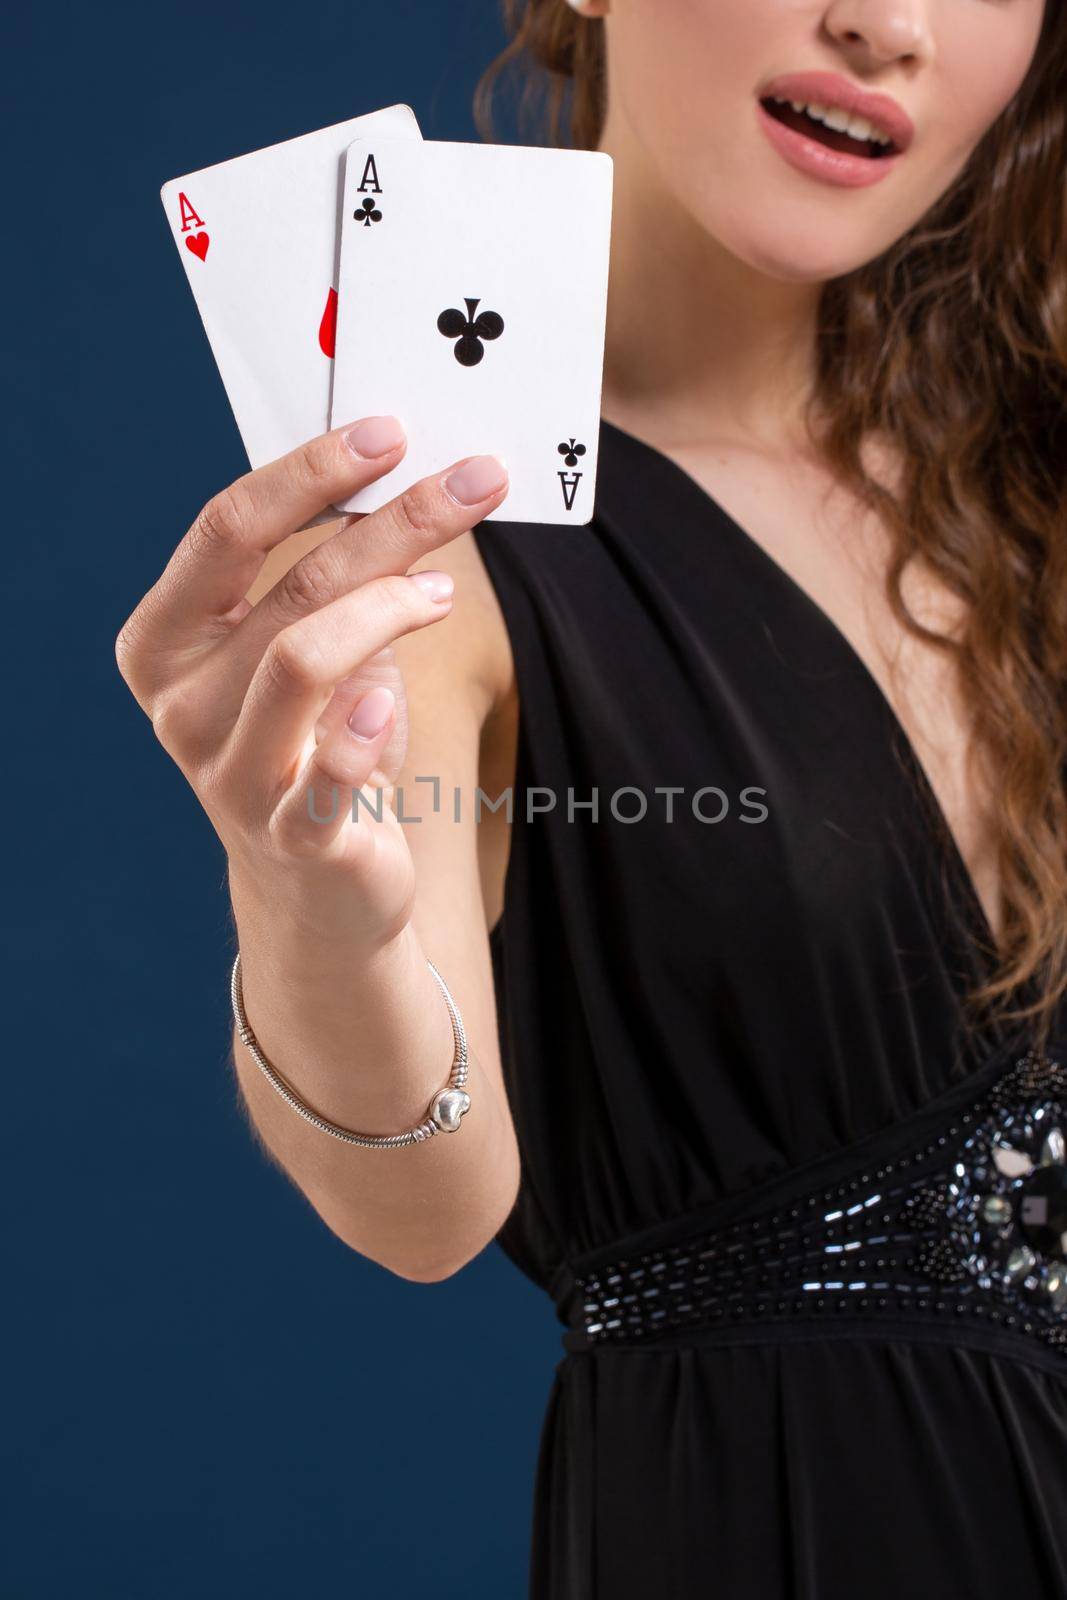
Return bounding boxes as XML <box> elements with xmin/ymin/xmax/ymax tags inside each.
<box><xmin>471</xmin><ymin>419</ymin><xmax>1067</xmax><ymax>1599</ymax></box>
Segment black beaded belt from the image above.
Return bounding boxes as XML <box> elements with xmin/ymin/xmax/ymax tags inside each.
<box><xmin>567</xmin><ymin>1049</ymin><xmax>1067</xmax><ymax>1367</ymax></box>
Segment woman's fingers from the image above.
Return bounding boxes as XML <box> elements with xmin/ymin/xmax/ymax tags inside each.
<box><xmin>204</xmin><ymin>450</ymin><xmax>509</xmax><ymax>733</ymax></box>
<box><xmin>115</xmin><ymin>416</ymin><xmax>407</xmax><ymax>706</ymax></box>
<box><xmin>269</xmin><ymin>684</ymin><xmax>402</xmax><ymax>857</ymax></box>
<box><xmin>222</xmin><ymin>568</ymin><xmax>455</xmax><ymax>811</ymax></box>
<box><xmin>240</xmin><ymin>450</ymin><xmax>507</xmax><ymax>643</ymax></box>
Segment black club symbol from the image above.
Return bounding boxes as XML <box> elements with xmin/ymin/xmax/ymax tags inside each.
<box><xmin>354</xmin><ymin>199</ymin><xmax>382</xmax><ymax>227</ymax></box>
<box><xmin>558</xmin><ymin>438</ymin><xmax>587</xmax><ymax>468</ymax></box>
<box><xmin>437</xmin><ymin>297</ymin><xmax>505</xmax><ymax>367</ymax></box>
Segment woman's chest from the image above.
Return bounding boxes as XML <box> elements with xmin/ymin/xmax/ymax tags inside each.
<box><xmin>660</xmin><ymin>438</ymin><xmax>1001</xmax><ymax>940</ymax></box>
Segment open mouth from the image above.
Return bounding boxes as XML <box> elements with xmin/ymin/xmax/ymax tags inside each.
<box><xmin>759</xmin><ymin>95</ymin><xmax>898</xmax><ymax>160</ymax></box>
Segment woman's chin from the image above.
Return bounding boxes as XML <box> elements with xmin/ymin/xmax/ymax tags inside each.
<box><xmin>729</xmin><ymin>226</ymin><xmax>895</xmax><ymax>287</ymax></box>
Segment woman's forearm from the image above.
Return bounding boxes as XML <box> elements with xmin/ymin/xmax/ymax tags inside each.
<box><xmin>228</xmin><ymin>868</ymin><xmax>521</xmax><ymax>1281</ymax></box>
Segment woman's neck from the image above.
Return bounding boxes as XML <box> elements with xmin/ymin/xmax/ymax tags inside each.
<box><xmin>597</xmin><ymin>108</ymin><xmax>825</xmax><ymax>457</ymax></box>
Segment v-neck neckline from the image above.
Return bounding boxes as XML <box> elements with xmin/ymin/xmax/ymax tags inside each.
<box><xmin>600</xmin><ymin>416</ymin><xmax>999</xmax><ymax>958</ymax></box>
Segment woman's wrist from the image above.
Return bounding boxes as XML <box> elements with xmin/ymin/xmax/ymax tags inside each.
<box><xmin>226</xmin><ymin>849</ymin><xmax>407</xmax><ymax>957</ymax></box>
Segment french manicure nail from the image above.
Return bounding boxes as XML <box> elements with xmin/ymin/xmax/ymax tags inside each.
<box><xmin>347</xmin><ymin>686</ymin><xmax>395</xmax><ymax>740</ymax></box>
<box><xmin>444</xmin><ymin>454</ymin><xmax>509</xmax><ymax>506</ymax></box>
<box><xmin>343</xmin><ymin>416</ymin><xmax>406</xmax><ymax>459</ymax></box>
<box><xmin>409</xmin><ymin>569</ymin><xmax>455</xmax><ymax>603</ymax></box>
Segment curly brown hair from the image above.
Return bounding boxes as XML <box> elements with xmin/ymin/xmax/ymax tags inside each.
<box><xmin>475</xmin><ymin>0</ymin><xmax>1067</xmax><ymax>1053</ymax></box>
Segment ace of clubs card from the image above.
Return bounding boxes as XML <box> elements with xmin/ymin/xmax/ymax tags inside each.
<box><xmin>330</xmin><ymin>137</ymin><xmax>613</xmax><ymax>525</ymax></box>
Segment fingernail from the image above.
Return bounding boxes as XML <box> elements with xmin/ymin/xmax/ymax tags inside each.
<box><xmin>343</xmin><ymin>416</ymin><xmax>406</xmax><ymax>460</ymax></box>
<box><xmin>347</xmin><ymin>686</ymin><xmax>396</xmax><ymax>740</ymax></box>
<box><xmin>444</xmin><ymin>454</ymin><xmax>508</xmax><ymax>506</ymax></box>
<box><xmin>408</xmin><ymin>569</ymin><xmax>455</xmax><ymax>603</ymax></box>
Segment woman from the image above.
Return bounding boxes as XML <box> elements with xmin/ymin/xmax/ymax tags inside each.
<box><xmin>117</xmin><ymin>0</ymin><xmax>1067</xmax><ymax>1593</ymax></box>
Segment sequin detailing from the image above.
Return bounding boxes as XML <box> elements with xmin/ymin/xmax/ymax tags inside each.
<box><xmin>573</xmin><ymin>1051</ymin><xmax>1067</xmax><ymax>1357</ymax></box>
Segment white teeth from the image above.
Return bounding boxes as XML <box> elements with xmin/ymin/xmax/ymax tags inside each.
<box><xmin>769</xmin><ymin>93</ymin><xmax>893</xmax><ymax>147</ymax></box>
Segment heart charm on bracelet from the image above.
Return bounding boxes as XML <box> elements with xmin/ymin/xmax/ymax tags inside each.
<box><xmin>431</xmin><ymin>1088</ymin><xmax>472</xmax><ymax>1133</ymax></box>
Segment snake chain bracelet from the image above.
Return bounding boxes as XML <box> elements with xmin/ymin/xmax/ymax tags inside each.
<box><xmin>230</xmin><ymin>949</ymin><xmax>471</xmax><ymax>1148</ymax></box>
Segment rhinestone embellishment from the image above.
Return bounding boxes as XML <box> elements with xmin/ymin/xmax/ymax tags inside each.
<box><xmin>572</xmin><ymin>1051</ymin><xmax>1067</xmax><ymax>1358</ymax></box>
<box><xmin>909</xmin><ymin>1054</ymin><xmax>1067</xmax><ymax>1317</ymax></box>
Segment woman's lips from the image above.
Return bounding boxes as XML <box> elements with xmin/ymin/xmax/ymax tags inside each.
<box><xmin>759</xmin><ymin>70</ymin><xmax>915</xmax><ymax>153</ymax></box>
<box><xmin>755</xmin><ymin>99</ymin><xmax>904</xmax><ymax>189</ymax></box>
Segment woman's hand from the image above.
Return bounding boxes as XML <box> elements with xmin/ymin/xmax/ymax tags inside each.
<box><xmin>115</xmin><ymin>417</ymin><xmax>509</xmax><ymax>952</ymax></box>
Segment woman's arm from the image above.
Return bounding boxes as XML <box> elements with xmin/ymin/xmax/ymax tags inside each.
<box><xmin>230</xmin><ymin>528</ymin><xmax>521</xmax><ymax>1282</ymax></box>
<box><xmin>116</xmin><ymin>422</ymin><xmax>520</xmax><ymax>1286</ymax></box>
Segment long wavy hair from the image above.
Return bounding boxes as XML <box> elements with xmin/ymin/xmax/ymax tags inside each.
<box><xmin>475</xmin><ymin>1</ymin><xmax>1067</xmax><ymax>1053</ymax></box>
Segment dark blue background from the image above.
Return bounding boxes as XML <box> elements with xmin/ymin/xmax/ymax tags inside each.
<box><xmin>5</xmin><ymin>5</ymin><xmax>560</xmax><ymax>1594</ymax></box>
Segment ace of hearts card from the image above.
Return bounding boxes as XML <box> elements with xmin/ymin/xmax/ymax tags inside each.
<box><xmin>160</xmin><ymin>105</ymin><xmax>421</xmax><ymax>470</ymax></box>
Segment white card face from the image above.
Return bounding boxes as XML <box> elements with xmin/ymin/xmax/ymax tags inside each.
<box><xmin>330</xmin><ymin>138</ymin><xmax>613</xmax><ymax>525</ymax></box>
<box><xmin>160</xmin><ymin>105</ymin><xmax>422</xmax><ymax>470</ymax></box>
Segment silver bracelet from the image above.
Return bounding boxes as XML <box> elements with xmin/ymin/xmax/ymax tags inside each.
<box><xmin>230</xmin><ymin>950</ymin><xmax>470</xmax><ymax>1148</ymax></box>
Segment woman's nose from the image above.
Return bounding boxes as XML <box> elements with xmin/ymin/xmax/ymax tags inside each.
<box><xmin>822</xmin><ymin>0</ymin><xmax>934</xmax><ymax>68</ymax></box>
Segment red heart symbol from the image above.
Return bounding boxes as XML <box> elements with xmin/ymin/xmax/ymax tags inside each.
<box><xmin>318</xmin><ymin>287</ymin><xmax>338</xmax><ymax>358</ymax></box>
<box><xmin>185</xmin><ymin>231</ymin><xmax>210</xmax><ymax>261</ymax></box>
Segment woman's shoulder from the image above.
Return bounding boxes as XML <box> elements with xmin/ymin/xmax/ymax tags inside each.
<box><xmin>406</xmin><ymin>525</ymin><xmax>516</xmax><ymax>725</ymax></box>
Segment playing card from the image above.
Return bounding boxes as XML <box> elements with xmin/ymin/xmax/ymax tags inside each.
<box><xmin>160</xmin><ymin>106</ymin><xmax>421</xmax><ymax>470</ymax></box>
<box><xmin>330</xmin><ymin>138</ymin><xmax>613</xmax><ymax>525</ymax></box>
